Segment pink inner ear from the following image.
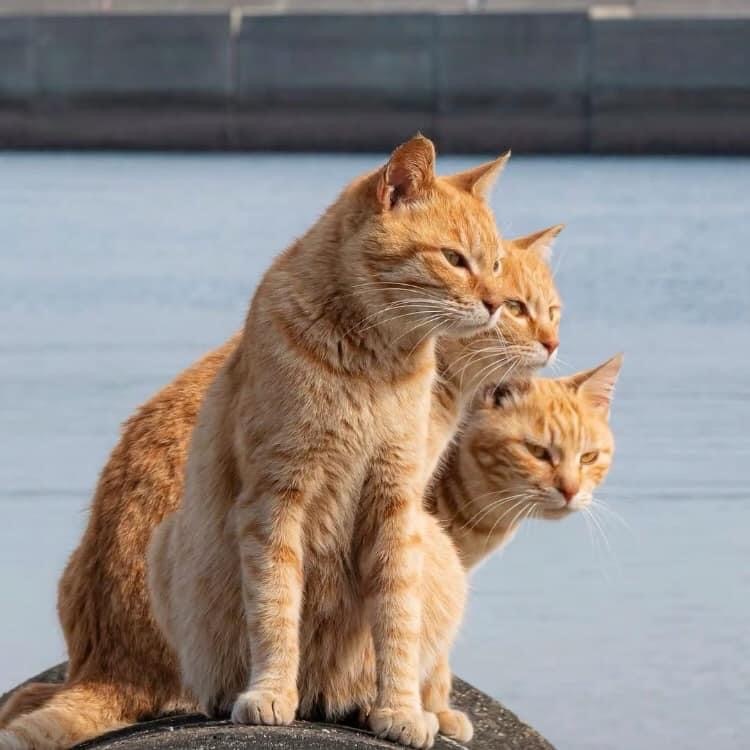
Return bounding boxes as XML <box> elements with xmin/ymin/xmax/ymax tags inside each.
<box><xmin>380</xmin><ymin>136</ymin><xmax>436</xmax><ymax>208</ymax></box>
<box><xmin>388</xmin><ymin>164</ymin><xmax>415</xmax><ymax>205</ymax></box>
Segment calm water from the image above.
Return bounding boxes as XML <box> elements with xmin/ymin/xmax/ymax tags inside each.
<box><xmin>1</xmin><ymin>153</ymin><xmax>748</xmax><ymax>750</ymax></box>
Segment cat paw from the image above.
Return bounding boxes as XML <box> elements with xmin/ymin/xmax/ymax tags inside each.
<box><xmin>368</xmin><ymin>706</ymin><xmax>438</xmax><ymax>749</ymax></box>
<box><xmin>231</xmin><ymin>689</ymin><xmax>297</xmax><ymax>726</ymax></box>
<box><xmin>437</xmin><ymin>708</ymin><xmax>474</xmax><ymax>743</ymax></box>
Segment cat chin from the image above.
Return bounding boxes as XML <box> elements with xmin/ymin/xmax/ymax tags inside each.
<box><xmin>540</xmin><ymin>506</ymin><xmax>575</xmax><ymax>520</ymax></box>
<box><xmin>531</xmin><ymin>348</ymin><xmax>554</xmax><ymax>369</ymax></box>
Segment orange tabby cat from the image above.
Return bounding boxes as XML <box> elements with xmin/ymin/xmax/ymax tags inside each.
<box><xmin>431</xmin><ymin>355</ymin><xmax>623</xmax><ymax>569</ymax></box>
<box><xmin>428</xmin><ymin>224</ymin><xmax>562</xmax><ymax>476</ymax></box>
<box><xmin>0</xmin><ymin>353</ymin><xmax>618</xmax><ymax>750</ymax></box>
<box><xmin>146</xmin><ymin>134</ymin><xmax>509</xmax><ymax>750</ymax></box>
<box><xmin>0</xmin><ymin>229</ymin><xmax>564</xmax><ymax>750</ymax></box>
<box><xmin>0</xmin><ymin>143</ymin><xmax>562</xmax><ymax>750</ymax></box>
<box><xmin>418</xmin><ymin>355</ymin><xmax>621</xmax><ymax>739</ymax></box>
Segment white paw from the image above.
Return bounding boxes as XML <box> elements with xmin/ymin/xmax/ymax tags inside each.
<box><xmin>437</xmin><ymin>708</ymin><xmax>474</xmax><ymax>743</ymax></box>
<box><xmin>0</xmin><ymin>730</ymin><xmax>27</xmax><ymax>750</ymax></box>
<box><xmin>368</xmin><ymin>706</ymin><xmax>438</xmax><ymax>749</ymax></box>
<box><xmin>231</xmin><ymin>689</ymin><xmax>297</xmax><ymax>726</ymax></box>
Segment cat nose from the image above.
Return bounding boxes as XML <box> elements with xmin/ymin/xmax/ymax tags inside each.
<box><xmin>482</xmin><ymin>298</ymin><xmax>501</xmax><ymax>316</ymax></box>
<box><xmin>541</xmin><ymin>337</ymin><xmax>559</xmax><ymax>354</ymax></box>
<box><xmin>558</xmin><ymin>483</ymin><xmax>578</xmax><ymax>504</ymax></box>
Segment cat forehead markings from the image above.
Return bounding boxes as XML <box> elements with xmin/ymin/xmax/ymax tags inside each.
<box><xmin>457</xmin><ymin>220</ymin><xmax>502</xmax><ymax>262</ymax></box>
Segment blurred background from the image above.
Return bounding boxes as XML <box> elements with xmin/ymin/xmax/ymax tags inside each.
<box><xmin>1</xmin><ymin>3</ymin><xmax>748</xmax><ymax>750</ymax></box>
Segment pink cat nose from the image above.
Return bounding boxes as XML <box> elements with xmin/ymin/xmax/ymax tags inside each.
<box><xmin>559</xmin><ymin>483</ymin><xmax>578</xmax><ymax>503</ymax></box>
<box><xmin>541</xmin><ymin>338</ymin><xmax>558</xmax><ymax>354</ymax></box>
<box><xmin>483</xmin><ymin>298</ymin><xmax>501</xmax><ymax>316</ymax></box>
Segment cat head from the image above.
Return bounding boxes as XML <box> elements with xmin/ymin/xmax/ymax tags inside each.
<box><xmin>459</xmin><ymin>355</ymin><xmax>622</xmax><ymax>526</ymax></box>
<box><xmin>438</xmin><ymin>225</ymin><xmax>563</xmax><ymax>393</ymax></box>
<box><xmin>348</xmin><ymin>135</ymin><xmax>508</xmax><ymax>342</ymax></box>
<box><xmin>499</xmin><ymin>227</ymin><xmax>563</xmax><ymax>369</ymax></box>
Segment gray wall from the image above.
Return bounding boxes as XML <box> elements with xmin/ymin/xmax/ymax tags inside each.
<box><xmin>0</xmin><ymin>10</ymin><xmax>748</xmax><ymax>152</ymax></box>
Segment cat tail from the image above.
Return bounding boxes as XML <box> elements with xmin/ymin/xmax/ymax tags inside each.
<box><xmin>0</xmin><ymin>681</ymin><xmax>130</xmax><ymax>750</ymax></box>
<box><xmin>0</xmin><ymin>684</ymin><xmax>62</xmax><ymax>728</ymax></box>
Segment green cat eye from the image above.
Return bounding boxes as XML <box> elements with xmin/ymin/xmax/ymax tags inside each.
<box><xmin>526</xmin><ymin>442</ymin><xmax>551</xmax><ymax>462</ymax></box>
<box><xmin>549</xmin><ymin>305</ymin><xmax>560</xmax><ymax>321</ymax></box>
<box><xmin>581</xmin><ymin>451</ymin><xmax>599</xmax><ymax>465</ymax></box>
<box><xmin>506</xmin><ymin>299</ymin><xmax>526</xmax><ymax>317</ymax></box>
<box><xmin>442</xmin><ymin>248</ymin><xmax>467</xmax><ymax>269</ymax></box>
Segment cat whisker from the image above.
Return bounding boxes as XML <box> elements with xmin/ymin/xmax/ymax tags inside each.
<box><xmin>583</xmin><ymin>506</ymin><xmax>619</xmax><ymax>581</ymax></box>
<box><xmin>354</xmin><ymin>305</ymin><xmax>448</xmax><ymax>337</ymax></box>
<box><xmin>343</xmin><ymin>299</ymin><xmax>444</xmax><ymax>338</ymax></box>
<box><xmin>405</xmin><ymin>314</ymin><xmax>452</xmax><ymax>356</ymax></box>
<box><xmin>468</xmin><ymin>353</ymin><xmax>523</xmax><ymax>392</ymax></box>
<box><xmin>389</xmin><ymin>313</ymin><xmax>447</xmax><ymax>348</ymax></box>
<box><xmin>452</xmin><ymin>350</ymin><xmax>519</xmax><ymax>389</ymax></box>
<box><xmin>483</xmin><ymin>497</ymin><xmax>534</xmax><ymax>544</ymax></box>
<box><xmin>459</xmin><ymin>492</ymin><xmax>532</xmax><ymax>531</ymax></box>
<box><xmin>589</xmin><ymin>498</ymin><xmax>631</xmax><ymax>532</ymax></box>
<box><xmin>443</xmin><ymin>345</ymin><xmax>508</xmax><ymax>375</ymax></box>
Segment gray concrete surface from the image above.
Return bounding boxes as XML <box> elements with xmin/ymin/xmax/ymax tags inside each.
<box><xmin>0</xmin><ymin>6</ymin><xmax>748</xmax><ymax>151</ymax></box>
<box><xmin>2</xmin><ymin>2</ymin><xmax>750</xmax><ymax>16</ymax></box>
<box><xmin>435</xmin><ymin>12</ymin><xmax>590</xmax><ymax>152</ymax></box>
<box><xmin>0</xmin><ymin>665</ymin><xmax>556</xmax><ymax>750</ymax></box>
<box><xmin>591</xmin><ymin>17</ymin><xmax>750</xmax><ymax>152</ymax></box>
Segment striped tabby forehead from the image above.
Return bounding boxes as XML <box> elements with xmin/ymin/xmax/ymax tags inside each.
<box><xmin>501</xmin><ymin>244</ymin><xmax>559</xmax><ymax>307</ymax></box>
<box><xmin>379</xmin><ymin>179</ymin><xmax>503</xmax><ymax>270</ymax></box>
<box><xmin>473</xmin><ymin>379</ymin><xmax>614</xmax><ymax>459</ymax></box>
<box><xmin>498</xmin><ymin>244</ymin><xmax>561</xmax><ymax>346</ymax></box>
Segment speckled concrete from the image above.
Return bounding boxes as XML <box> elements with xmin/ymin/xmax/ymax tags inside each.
<box><xmin>1</xmin><ymin>665</ymin><xmax>555</xmax><ymax>750</ymax></box>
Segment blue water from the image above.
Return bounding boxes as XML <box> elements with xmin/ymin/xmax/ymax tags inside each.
<box><xmin>1</xmin><ymin>153</ymin><xmax>748</xmax><ymax>750</ymax></box>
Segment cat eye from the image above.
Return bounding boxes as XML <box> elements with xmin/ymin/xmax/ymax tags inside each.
<box><xmin>549</xmin><ymin>305</ymin><xmax>560</xmax><ymax>321</ymax></box>
<box><xmin>580</xmin><ymin>451</ymin><xmax>599</xmax><ymax>465</ymax></box>
<box><xmin>442</xmin><ymin>249</ymin><xmax>468</xmax><ymax>269</ymax></box>
<box><xmin>493</xmin><ymin>259</ymin><xmax>501</xmax><ymax>274</ymax></box>
<box><xmin>526</xmin><ymin>442</ymin><xmax>551</xmax><ymax>462</ymax></box>
<box><xmin>506</xmin><ymin>299</ymin><xmax>527</xmax><ymax>317</ymax></box>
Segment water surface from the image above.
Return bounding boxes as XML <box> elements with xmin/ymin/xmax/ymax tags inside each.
<box><xmin>1</xmin><ymin>153</ymin><xmax>748</xmax><ymax>750</ymax></box>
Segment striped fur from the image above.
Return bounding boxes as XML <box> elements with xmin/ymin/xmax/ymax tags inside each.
<box><xmin>428</xmin><ymin>357</ymin><xmax>622</xmax><ymax>570</ymax></box>
<box><xmin>0</xmin><ymin>140</ymin><xmax>565</xmax><ymax>750</ymax></box>
<box><xmin>144</xmin><ymin>136</ymin><xmax>507</xmax><ymax>750</ymax></box>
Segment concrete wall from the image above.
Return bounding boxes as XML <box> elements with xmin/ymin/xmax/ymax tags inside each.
<box><xmin>591</xmin><ymin>17</ymin><xmax>750</xmax><ymax>152</ymax></box>
<box><xmin>0</xmin><ymin>10</ymin><xmax>748</xmax><ymax>152</ymax></box>
<box><xmin>435</xmin><ymin>13</ymin><xmax>590</xmax><ymax>153</ymax></box>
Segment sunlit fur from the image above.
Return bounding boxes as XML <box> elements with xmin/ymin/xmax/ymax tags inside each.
<box><xmin>0</xmin><ymin>355</ymin><xmax>618</xmax><ymax>750</ymax></box>
<box><xmin>427</xmin><ymin>226</ymin><xmax>563</xmax><ymax>478</ymax></box>
<box><xmin>0</xmin><ymin>142</ymin><xmax>550</xmax><ymax>750</ymax></box>
<box><xmin>429</xmin><ymin>355</ymin><xmax>622</xmax><ymax>569</ymax></box>
<box><xmin>143</xmin><ymin>136</ymin><xmax>511</xmax><ymax>750</ymax></box>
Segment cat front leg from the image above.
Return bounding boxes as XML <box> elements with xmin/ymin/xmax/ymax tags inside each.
<box><xmin>419</xmin><ymin>515</ymin><xmax>472</xmax><ymax>742</ymax></box>
<box><xmin>231</xmin><ymin>486</ymin><xmax>305</xmax><ymax>726</ymax></box>
<box><xmin>421</xmin><ymin>656</ymin><xmax>473</xmax><ymax>743</ymax></box>
<box><xmin>361</xmin><ymin>465</ymin><xmax>438</xmax><ymax>749</ymax></box>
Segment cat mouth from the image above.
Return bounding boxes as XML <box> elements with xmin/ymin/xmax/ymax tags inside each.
<box><xmin>537</xmin><ymin>504</ymin><xmax>577</xmax><ymax>521</ymax></box>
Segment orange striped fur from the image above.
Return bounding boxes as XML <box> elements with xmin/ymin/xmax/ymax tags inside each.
<box><xmin>428</xmin><ymin>224</ymin><xmax>564</xmax><ymax>479</ymax></box>
<box><xmin>429</xmin><ymin>356</ymin><xmax>622</xmax><ymax>569</ymax></box>
<box><xmin>144</xmin><ymin>136</ymin><xmax>508</xmax><ymax>750</ymax></box>
<box><xmin>0</xmin><ymin>139</ymin><xmax>568</xmax><ymax>750</ymax></box>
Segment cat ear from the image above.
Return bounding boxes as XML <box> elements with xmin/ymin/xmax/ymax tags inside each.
<box><xmin>376</xmin><ymin>134</ymin><xmax>436</xmax><ymax>210</ymax></box>
<box><xmin>509</xmin><ymin>224</ymin><xmax>564</xmax><ymax>262</ymax></box>
<box><xmin>566</xmin><ymin>354</ymin><xmax>623</xmax><ymax>414</ymax></box>
<box><xmin>445</xmin><ymin>150</ymin><xmax>510</xmax><ymax>200</ymax></box>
